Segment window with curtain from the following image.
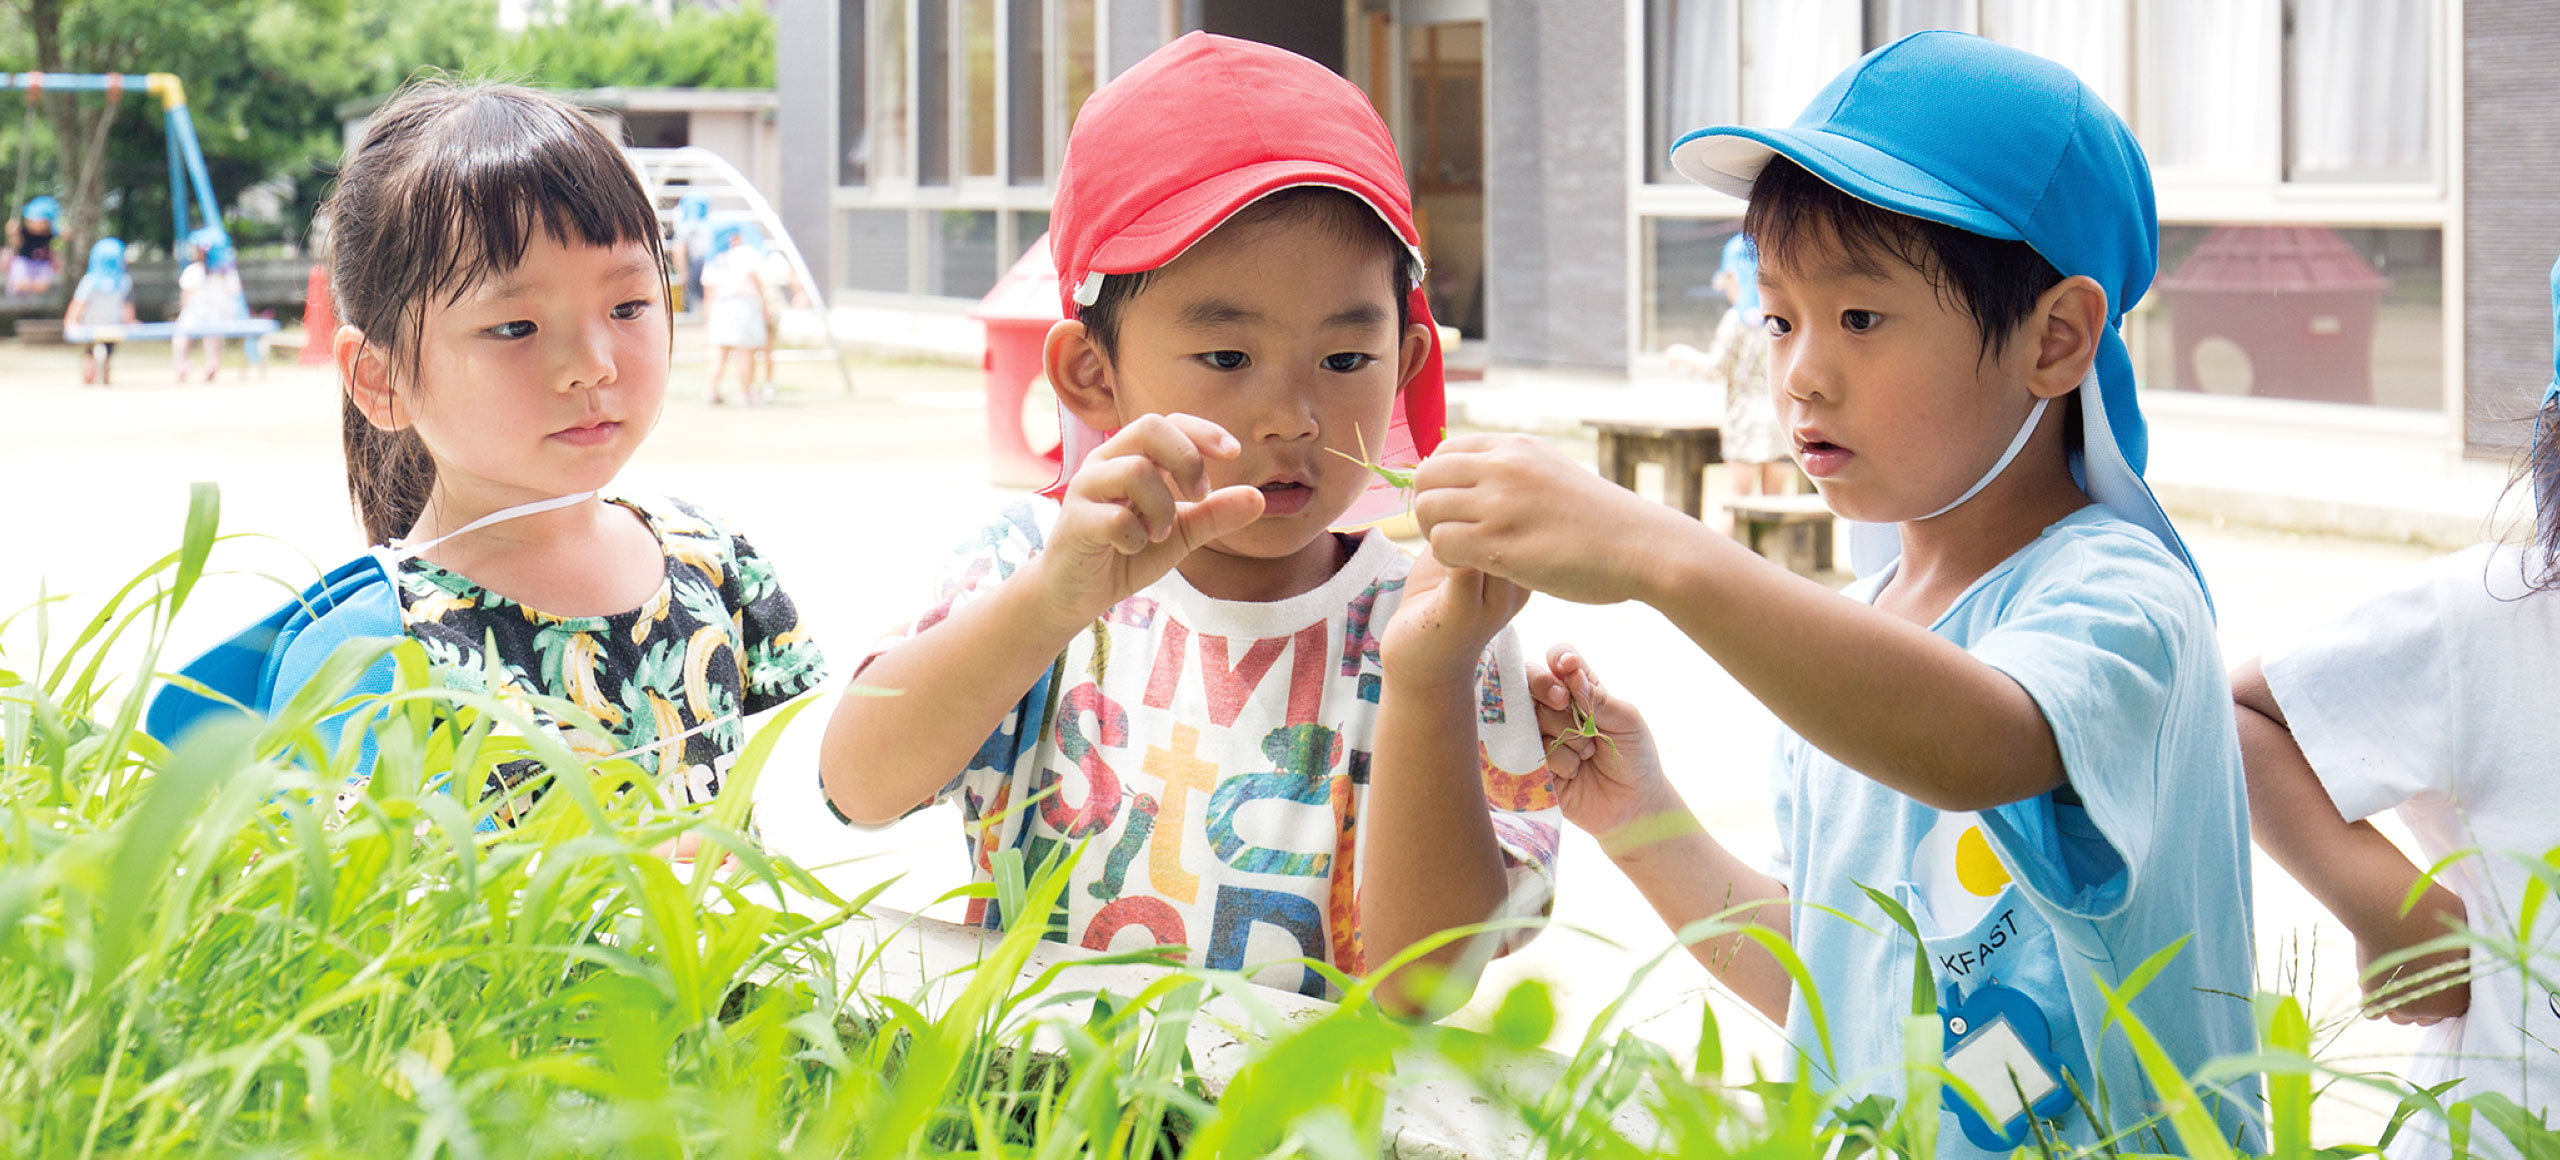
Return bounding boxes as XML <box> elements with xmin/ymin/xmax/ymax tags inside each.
<box><xmin>2284</xmin><ymin>0</ymin><xmax>2432</xmax><ymax>182</ymax></box>
<box><xmin>838</xmin><ymin>0</ymin><xmax>868</xmax><ymax>185</ymax></box>
<box><xmin>871</xmin><ymin>0</ymin><xmax>912</xmax><ymax>184</ymax></box>
<box><xmin>1862</xmin><ymin>0</ymin><xmax>1972</xmax><ymax>49</ymax></box>
<box><xmin>1740</xmin><ymin>0</ymin><xmax>1861</xmax><ymax>127</ymax></box>
<box><xmin>1982</xmin><ymin>0</ymin><xmax>2127</xmax><ymax>117</ymax></box>
<box><xmin>2141</xmin><ymin>0</ymin><xmax>2277</xmax><ymax>177</ymax></box>
<box><xmin>963</xmin><ymin>0</ymin><xmax>998</xmax><ymax>179</ymax></box>
<box><xmin>1645</xmin><ymin>0</ymin><xmax>1738</xmax><ymax>184</ymax></box>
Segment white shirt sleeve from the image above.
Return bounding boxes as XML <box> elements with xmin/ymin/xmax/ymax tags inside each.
<box><xmin>2261</xmin><ymin>557</ymin><xmax>2456</xmax><ymax>824</ymax></box>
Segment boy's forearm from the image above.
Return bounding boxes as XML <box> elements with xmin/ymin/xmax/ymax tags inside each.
<box><xmin>1604</xmin><ymin>793</ymin><xmax>1794</xmax><ymax>1022</ymax></box>
<box><xmin>1360</xmin><ymin>668</ymin><xmax>1513</xmax><ymax>1015</ymax></box>
<box><xmin>1630</xmin><ymin>521</ymin><xmax>2062</xmax><ymax>812</ymax></box>
<box><xmin>818</xmin><ymin>564</ymin><xmax>1088</xmax><ymax>824</ymax></box>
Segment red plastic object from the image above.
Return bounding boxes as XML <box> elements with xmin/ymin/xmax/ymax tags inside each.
<box><xmin>298</xmin><ymin>264</ymin><xmax>335</xmax><ymax>365</ymax></box>
<box><xmin>971</xmin><ymin>233</ymin><xmax>1068</xmax><ymax>487</ymax></box>
<box><xmin>2154</xmin><ymin>226</ymin><xmax>2392</xmax><ymax>404</ymax></box>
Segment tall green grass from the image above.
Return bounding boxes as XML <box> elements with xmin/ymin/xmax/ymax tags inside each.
<box><xmin>3</xmin><ymin>484</ymin><xmax>2553</xmax><ymax>1158</ymax></box>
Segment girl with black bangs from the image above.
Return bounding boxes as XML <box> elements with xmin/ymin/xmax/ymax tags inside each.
<box><xmin>162</xmin><ymin>80</ymin><xmax>827</xmax><ymax>840</ymax></box>
<box><xmin>2234</xmin><ymin>254</ymin><xmax>2560</xmax><ymax>1159</ymax></box>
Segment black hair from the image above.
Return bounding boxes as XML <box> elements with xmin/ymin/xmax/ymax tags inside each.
<box><xmin>1074</xmin><ymin>186</ymin><xmax>1412</xmax><ymax>361</ymax></box>
<box><xmin>323</xmin><ymin>79</ymin><xmax>668</xmax><ymax>544</ymax></box>
<box><xmin>2528</xmin><ymin>396</ymin><xmax>2559</xmax><ymax>591</ymax></box>
<box><xmin>1742</xmin><ymin>156</ymin><xmax>2065</xmax><ymax>361</ymax></box>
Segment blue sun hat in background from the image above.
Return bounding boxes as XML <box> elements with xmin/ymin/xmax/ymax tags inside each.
<box><xmin>1668</xmin><ymin>30</ymin><xmax>2201</xmax><ymax>601</ymax></box>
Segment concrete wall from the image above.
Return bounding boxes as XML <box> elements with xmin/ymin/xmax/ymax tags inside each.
<box><xmin>775</xmin><ymin>0</ymin><xmax>840</xmax><ymax>292</ymax></box>
<box><xmin>2462</xmin><ymin>0</ymin><xmax>2560</xmax><ymax>458</ymax></box>
<box><xmin>1484</xmin><ymin>0</ymin><xmax>1629</xmax><ymax>372</ymax></box>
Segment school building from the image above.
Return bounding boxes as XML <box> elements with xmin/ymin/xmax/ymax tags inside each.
<box><xmin>772</xmin><ymin>0</ymin><xmax>2560</xmax><ymax>471</ymax></box>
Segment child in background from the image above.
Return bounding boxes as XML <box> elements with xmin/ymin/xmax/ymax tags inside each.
<box><xmin>1413</xmin><ymin>33</ymin><xmax>2258</xmax><ymax>1154</ymax></box>
<box><xmin>153</xmin><ymin>80</ymin><xmax>825</xmax><ymax>832</ymax></box>
<box><xmin>1669</xmin><ymin>233</ymin><xmax>1791</xmax><ymax>508</ymax></box>
<box><xmin>820</xmin><ymin>33</ymin><xmax>1560</xmax><ymax>1010</ymax></box>
<box><xmin>2232</xmin><ymin>255</ymin><xmax>2560</xmax><ymax>1160</ymax></box>
<box><xmin>173</xmin><ymin>229</ymin><xmax>245</xmax><ymax>383</ymax></box>
<box><xmin>63</xmin><ymin>237</ymin><xmax>137</xmax><ymax>386</ymax></box>
<box><xmin>5</xmin><ymin>195</ymin><xmax>61</xmax><ymax>295</ymax></box>
<box><xmin>699</xmin><ymin>222</ymin><xmax>768</xmax><ymax>404</ymax></box>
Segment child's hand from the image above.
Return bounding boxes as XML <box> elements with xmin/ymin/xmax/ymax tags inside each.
<box><xmin>1413</xmin><ymin>434</ymin><xmax>1689</xmax><ymax>605</ymax></box>
<box><xmin>1380</xmin><ymin>548</ymin><xmax>1531</xmax><ymax>684</ymax></box>
<box><xmin>1038</xmin><ymin>413</ymin><xmax>1267</xmax><ymax>626</ymax></box>
<box><xmin>2357</xmin><ymin>884</ymin><xmax>2471</xmax><ymax>1026</ymax></box>
<box><xmin>1529</xmin><ymin>644</ymin><xmax>1678</xmax><ymax>846</ymax></box>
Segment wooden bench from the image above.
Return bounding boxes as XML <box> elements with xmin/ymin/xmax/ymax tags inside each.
<box><xmin>1726</xmin><ymin>492</ymin><xmax>1836</xmax><ymax>575</ymax></box>
<box><xmin>1585</xmin><ymin>419</ymin><xmax>1722</xmax><ymax>518</ymax></box>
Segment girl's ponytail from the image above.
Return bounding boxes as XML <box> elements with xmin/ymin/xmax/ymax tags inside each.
<box><xmin>341</xmin><ymin>398</ymin><xmax>435</xmax><ymax>545</ymax></box>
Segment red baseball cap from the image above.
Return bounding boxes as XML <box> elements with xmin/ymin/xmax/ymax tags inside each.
<box><xmin>1046</xmin><ymin>31</ymin><xmax>1444</xmax><ymax>525</ymax></box>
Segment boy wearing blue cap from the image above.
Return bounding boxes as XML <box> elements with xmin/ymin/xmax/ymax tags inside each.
<box><xmin>1412</xmin><ymin>31</ymin><xmax>2257</xmax><ymax>1154</ymax></box>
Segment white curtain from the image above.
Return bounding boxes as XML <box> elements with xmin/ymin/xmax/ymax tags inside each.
<box><xmin>1741</xmin><ymin>0</ymin><xmax>1864</xmax><ymax>126</ymax></box>
<box><xmin>1983</xmin><ymin>0</ymin><xmax>2129</xmax><ymax>119</ymax></box>
<box><xmin>2141</xmin><ymin>0</ymin><xmax>2278</xmax><ymax>176</ymax></box>
<box><xmin>1651</xmin><ymin>0</ymin><xmax>1740</xmax><ymax>180</ymax></box>
<box><xmin>2288</xmin><ymin>0</ymin><xmax>2433</xmax><ymax>180</ymax></box>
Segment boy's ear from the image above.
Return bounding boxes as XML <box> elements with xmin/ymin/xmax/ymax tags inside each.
<box><xmin>337</xmin><ymin>325</ymin><xmax>407</xmax><ymax>431</ymax></box>
<box><xmin>1394</xmin><ymin>321</ymin><xmax>1433</xmax><ymax>395</ymax></box>
<box><xmin>1044</xmin><ymin>318</ymin><xmax>1123</xmax><ymax>432</ymax></box>
<box><xmin>2027</xmin><ymin>274</ymin><xmax>2108</xmax><ymax>400</ymax></box>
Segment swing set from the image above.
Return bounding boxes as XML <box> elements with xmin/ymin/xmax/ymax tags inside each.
<box><xmin>1</xmin><ymin>71</ymin><xmax>278</xmax><ymax>355</ymax></box>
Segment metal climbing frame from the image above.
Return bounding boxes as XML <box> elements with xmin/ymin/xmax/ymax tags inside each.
<box><xmin>627</xmin><ymin>146</ymin><xmax>855</xmax><ymax>394</ymax></box>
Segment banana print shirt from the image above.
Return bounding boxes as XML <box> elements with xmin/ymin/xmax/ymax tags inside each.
<box><xmin>391</xmin><ymin>494</ymin><xmax>826</xmax><ymax>810</ymax></box>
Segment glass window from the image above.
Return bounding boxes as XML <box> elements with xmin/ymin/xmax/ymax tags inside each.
<box><xmin>870</xmin><ymin>0</ymin><xmax>911</xmax><ymax>183</ymax></box>
<box><xmin>1065</xmin><ymin>0</ymin><xmax>1098</xmax><ymax>129</ymax></box>
<box><xmin>917</xmin><ymin>0</ymin><xmax>950</xmax><ymax>185</ymax></box>
<box><xmin>1740</xmin><ymin>0</ymin><xmax>1861</xmax><ymax>126</ymax></box>
<box><xmin>928</xmin><ymin>208</ymin><xmax>1000</xmax><ymax>299</ymax></box>
<box><xmin>1982</xmin><ymin>0</ymin><xmax>2127</xmax><ymax>116</ymax></box>
<box><xmin>840</xmin><ymin>208</ymin><xmax>913</xmax><ymax>294</ymax></box>
<box><xmin>2140</xmin><ymin>0</ymin><xmax>2276</xmax><ymax>177</ymax></box>
<box><xmin>1644</xmin><ymin>0</ymin><xmax>1737</xmax><ymax>183</ymax></box>
<box><xmin>1642</xmin><ymin>216</ymin><xmax>1747</xmax><ymax>353</ymax></box>
<box><xmin>963</xmin><ymin>0</ymin><xmax>998</xmax><ymax>180</ymax></box>
<box><xmin>1006</xmin><ymin>0</ymin><xmax>1044</xmax><ymax>185</ymax></box>
<box><xmin>1013</xmin><ymin>209</ymin><xmax>1051</xmax><ymax>248</ymax></box>
<box><xmin>837</xmin><ymin>0</ymin><xmax>867</xmax><ymax>185</ymax></box>
<box><xmin>2283</xmin><ymin>0</ymin><xmax>2432</xmax><ymax>182</ymax></box>
<box><xmin>1862</xmin><ymin>0</ymin><xmax>1972</xmax><ymax>49</ymax></box>
<box><xmin>2128</xmin><ymin>224</ymin><xmax>2442</xmax><ymax>410</ymax></box>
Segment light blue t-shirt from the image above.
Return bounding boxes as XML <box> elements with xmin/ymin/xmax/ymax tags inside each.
<box><xmin>1772</xmin><ymin>505</ymin><xmax>2261</xmax><ymax>1157</ymax></box>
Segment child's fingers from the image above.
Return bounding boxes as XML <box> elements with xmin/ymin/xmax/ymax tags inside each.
<box><xmin>1071</xmin><ymin>455</ymin><xmax>1183</xmax><ymax>544</ymax></box>
<box><xmin>1110</xmin><ymin>412</ymin><xmax>1239</xmax><ymax>500</ymax></box>
<box><xmin>1164</xmin><ymin>485</ymin><xmax>1266</xmax><ymax>554</ymax></box>
<box><xmin>1527</xmin><ymin>663</ymin><xmax>1569</xmax><ymax>711</ymax></box>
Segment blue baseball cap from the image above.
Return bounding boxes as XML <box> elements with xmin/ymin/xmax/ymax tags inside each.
<box><xmin>1717</xmin><ymin>232</ymin><xmax>1761</xmax><ymax>317</ymax></box>
<box><xmin>1669</xmin><ymin>31</ymin><xmax>2201</xmax><ymax>596</ymax></box>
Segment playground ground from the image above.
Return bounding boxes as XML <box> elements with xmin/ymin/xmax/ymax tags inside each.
<box><xmin>0</xmin><ymin>325</ymin><xmax>2453</xmax><ymax>1139</ymax></box>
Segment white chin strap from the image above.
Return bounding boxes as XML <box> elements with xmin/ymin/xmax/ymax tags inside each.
<box><xmin>380</xmin><ymin>491</ymin><xmax>599</xmax><ymax>563</ymax></box>
<box><xmin>1915</xmin><ymin>396</ymin><xmax>2049</xmax><ymax>522</ymax></box>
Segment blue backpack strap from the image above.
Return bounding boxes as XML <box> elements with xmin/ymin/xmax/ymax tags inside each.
<box><xmin>146</xmin><ymin>554</ymin><xmax>406</xmax><ymax>777</ymax></box>
<box><xmin>265</xmin><ymin>557</ymin><xmax>404</xmax><ymax>779</ymax></box>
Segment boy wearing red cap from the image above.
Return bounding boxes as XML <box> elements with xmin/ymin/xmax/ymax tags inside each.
<box><xmin>821</xmin><ymin>33</ymin><xmax>1559</xmax><ymax>1006</ymax></box>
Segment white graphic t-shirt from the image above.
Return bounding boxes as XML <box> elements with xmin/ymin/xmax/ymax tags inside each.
<box><xmin>855</xmin><ymin>497</ymin><xmax>1562</xmax><ymax>997</ymax></box>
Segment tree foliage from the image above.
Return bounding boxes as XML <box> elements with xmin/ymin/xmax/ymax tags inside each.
<box><xmin>0</xmin><ymin>0</ymin><xmax>773</xmax><ymax>258</ymax></box>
